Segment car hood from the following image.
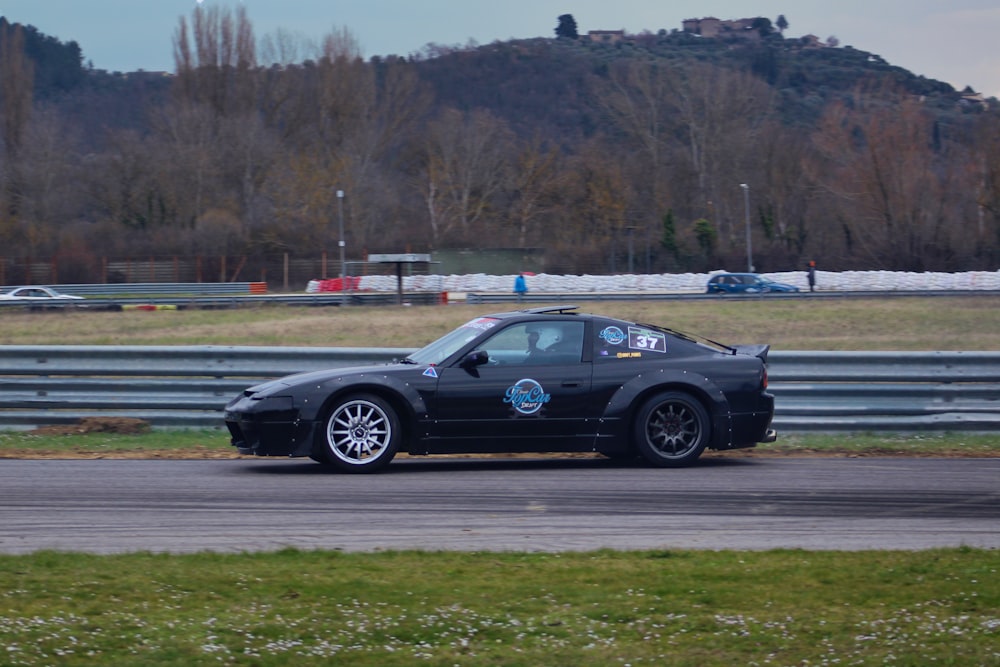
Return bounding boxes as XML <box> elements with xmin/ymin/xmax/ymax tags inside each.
<box><xmin>243</xmin><ymin>362</ymin><xmax>413</xmax><ymax>396</ymax></box>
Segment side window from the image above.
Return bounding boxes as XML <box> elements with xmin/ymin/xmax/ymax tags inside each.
<box><xmin>531</xmin><ymin>321</ymin><xmax>585</xmax><ymax>364</ymax></box>
<box><xmin>475</xmin><ymin>325</ymin><xmax>532</xmax><ymax>365</ymax></box>
<box><xmin>594</xmin><ymin>320</ymin><xmax>669</xmax><ymax>360</ymax></box>
<box><xmin>475</xmin><ymin>321</ymin><xmax>585</xmax><ymax>366</ymax></box>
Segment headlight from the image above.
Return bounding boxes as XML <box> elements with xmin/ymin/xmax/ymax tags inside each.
<box><xmin>250</xmin><ymin>395</ymin><xmax>294</xmax><ymax>410</ymax></box>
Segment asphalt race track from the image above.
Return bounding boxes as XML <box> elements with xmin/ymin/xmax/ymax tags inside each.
<box><xmin>0</xmin><ymin>457</ymin><xmax>997</xmax><ymax>554</ymax></box>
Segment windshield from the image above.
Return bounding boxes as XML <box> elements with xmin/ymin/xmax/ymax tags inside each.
<box><xmin>405</xmin><ymin>317</ymin><xmax>500</xmax><ymax>366</ymax></box>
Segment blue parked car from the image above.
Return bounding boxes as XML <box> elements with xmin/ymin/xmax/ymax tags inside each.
<box><xmin>706</xmin><ymin>273</ymin><xmax>800</xmax><ymax>294</ymax></box>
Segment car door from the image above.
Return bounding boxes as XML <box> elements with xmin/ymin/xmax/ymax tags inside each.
<box><xmin>426</xmin><ymin>320</ymin><xmax>593</xmax><ymax>451</ymax></box>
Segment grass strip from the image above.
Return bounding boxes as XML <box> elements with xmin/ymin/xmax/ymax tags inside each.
<box><xmin>0</xmin><ymin>430</ymin><xmax>997</xmax><ymax>459</ymax></box>
<box><xmin>1</xmin><ymin>296</ymin><xmax>999</xmax><ymax>350</ymax></box>
<box><xmin>1</xmin><ymin>548</ymin><xmax>996</xmax><ymax>666</ymax></box>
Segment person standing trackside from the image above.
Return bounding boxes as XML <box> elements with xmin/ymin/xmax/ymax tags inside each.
<box><xmin>514</xmin><ymin>273</ymin><xmax>528</xmax><ymax>302</ymax></box>
<box><xmin>807</xmin><ymin>261</ymin><xmax>817</xmax><ymax>292</ymax></box>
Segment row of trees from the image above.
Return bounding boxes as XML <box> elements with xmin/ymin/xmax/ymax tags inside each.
<box><xmin>1</xmin><ymin>8</ymin><xmax>999</xmax><ymax>281</ymax></box>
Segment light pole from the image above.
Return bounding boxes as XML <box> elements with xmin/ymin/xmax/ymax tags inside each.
<box><xmin>336</xmin><ymin>189</ymin><xmax>345</xmax><ymax>282</ymax></box>
<box><xmin>740</xmin><ymin>183</ymin><xmax>753</xmax><ymax>272</ymax></box>
<box><xmin>626</xmin><ymin>226</ymin><xmax>635</xmax><ymax>273</ymax></box>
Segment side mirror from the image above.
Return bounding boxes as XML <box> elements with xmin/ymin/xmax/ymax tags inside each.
<box><xmin>461</xmin><ymin>350</ymin><xmax>489</xmax><ymax>368</ymax></box>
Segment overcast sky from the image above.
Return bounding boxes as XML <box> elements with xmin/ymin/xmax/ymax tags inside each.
<box><xmin>3</xmin><ymin>0</ymin><xmax>998</xmax><ymax>97</ymax></box>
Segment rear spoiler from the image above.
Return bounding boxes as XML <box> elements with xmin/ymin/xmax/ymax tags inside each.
<box><xmin>732</xmin><ymin>344</ymin><xmax>770</xmax><ymax>363</ymax></box>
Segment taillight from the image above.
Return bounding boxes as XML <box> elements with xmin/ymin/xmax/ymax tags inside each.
<box><xmin>762</xmin><ymin>366</ymin><xmax>768</xmax><ymax>389</ymax></box>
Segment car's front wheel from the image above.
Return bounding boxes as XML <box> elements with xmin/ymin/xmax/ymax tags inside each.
<box><xmin>320</xmin><ymin>394</ymin><xmax>400</xmax><ymax>472</ymax></box>
<box><xmin>633</xmin><ymin>391</ymin><xmax>710</xmax><ymax>467</ymax></box>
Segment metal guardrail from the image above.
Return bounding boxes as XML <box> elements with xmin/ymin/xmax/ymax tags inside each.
<box><xmin>4</xmin><ymin>283</ymin><xmax>1000</xmax><ymax>311</ymax></box>
<box><xmin>0</xmin><ymin>283</ymin><xmax>453</xmax><ymax>309</ymax></box>
<box><xmin>768</xmin><ymin>351</ymin><xmax>1000</xmax><ymax>432</ymax></box>
<box><xmin>0</xmin><ymin>282</ymin><xmax>267</xmax><ymax>297</ymax></box>
<box><xmin>0</xmin><ymin>347</ymin><xmax>997</xmax><ymax>432</ymax></box>
<box><xmin>0</xmin><ymin>346</ymin><xmax>410</xmax><ymax>430</ymax></box>
<box><xmin>464</xmin><ymin>290</ymin><xmax>1000</xmax><ymax>304</ymax></box>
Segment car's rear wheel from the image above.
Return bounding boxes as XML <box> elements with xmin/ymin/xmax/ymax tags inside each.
<box><xmin>320</xmin><ymin>394</ymin><xmax>399</xmax><ymax>472</ymax></box>
<box><xmin>633</xmin><ymin>391</ymin><xmax>710</xmax><ymax>467</ymax></box>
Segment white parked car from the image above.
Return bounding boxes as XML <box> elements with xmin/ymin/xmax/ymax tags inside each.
<box><xmin>0</xmin><ymin>286</ymin><xmax>85</xmax><ymax>302</ymax></box>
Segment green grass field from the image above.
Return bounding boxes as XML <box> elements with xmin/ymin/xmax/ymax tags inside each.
<box><xmin>2</xmin><ymin>295</ymin><xmax>999</xmax><ymax>349</ymax></box>
<box><xmin>1</xmin><ymin>549</ymin><xmax>997</xmax><ymax>666</ymax></box>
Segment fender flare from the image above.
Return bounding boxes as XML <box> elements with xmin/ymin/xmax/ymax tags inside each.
<box><xmin>299</xmin><ymin>372</ymin><xmax>429</xmax><ymax>427</ymax></box>
<box><xmin>598</xmin><ymin>368</ymin><xmax>733</xmax><ymax>448</ymax></box>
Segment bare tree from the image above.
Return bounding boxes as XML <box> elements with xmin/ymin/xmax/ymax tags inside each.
<box><xmin>258</xmin><ymin>28</ymin><xmax>316</xmax><ymax>68</ymax></box>
<box><xmin>600</xmin><ymin>59</ymin><xmax>673</xmax><ymax>216</ymax></box>
<box><xmin>420</xmin><ymin>108</ymin><xmax>513</xmax><ymax>247</ymax></box>
<box><xmin>173</xmin><ymin>4</ymin><xmax>257</xmax><ymax>117</ymax></box>
<box><xmin>148</xmin><ymin>100</ymin><xmax>221</xmax><ymax>239</ymax></box>
<box><xmin>261</xmin><ymin>28</ymin><xmax>428</xmax><ymax>254</ymax></box>
<box><xmin>598</xmin><ymin>60</ymin><xmax>775</xmax><ymax>266</ymax></box>
<box><xmin>13</xmin><ymin>110</ymin><xmax>84</xmax><ymax>254</ymax></box>
<box><xmin>756</xmin><ymin>120</ymin><xmax>817</xmax><ymax>260</ymax></box>
<box><xmin>550</xmin><ymin>139</ymin><xmax>630</xmax><ymax>271</ymax></box>
<box><xmin>505</xmin><ymin>137</ymin><xmax>561</xmax><ymax>248</ymax></box>
<box><xmin>336</xmin><ymin>59</ymin><xmax>429</xmax><ymax>249</ymax></box>
<box><xmin>810</xmin><ymin>89</ymin><xmax>968</xmax><ymax>269</ymax></box>
<box><xmin>974</xmin><ymin>112</ymin><xmax>1000</xmax><ymax>265</ymax></box>
<box><xmin>666</xmin><ymin>63</ymin><xmax>775</xmax><ymax>245</ymax></box>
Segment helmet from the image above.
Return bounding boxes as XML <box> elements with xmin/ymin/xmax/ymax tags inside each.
<box><xmin>526</xmin><ymin>325</ymin><xmax>561</xmax><ymax>350</ymax></box>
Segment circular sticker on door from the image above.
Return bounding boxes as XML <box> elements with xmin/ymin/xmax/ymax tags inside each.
<box><xmin>503</xmin><ymin>379</ymin><xmax>551</xmax><ymax>415</ymax></box>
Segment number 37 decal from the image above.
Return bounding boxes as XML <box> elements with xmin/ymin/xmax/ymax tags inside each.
<box><xmin>628</xmin><ymin>327</ymin><xmax>667</xmax><ymax>353</ymax></box>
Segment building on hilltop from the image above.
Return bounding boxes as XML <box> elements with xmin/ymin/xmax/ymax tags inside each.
<box><xmin>586</xmin><ymin>30</ymin><xmax>625</xmax><ymax>44</ymax></box>
<box><xmin>682</xmin><ymin>17</ymin><xmax>719</xmax><ymax>36</ymax></box>
<box><xmin>682</xmin><ymin>17</ymin><xmax>760</xmax><ymax>39</ymax></box>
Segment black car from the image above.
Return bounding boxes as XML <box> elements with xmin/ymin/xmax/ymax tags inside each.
<box><xmin>225</xmin><ymin>306</ymin><xmax>776</xmax><ymax>472</ymax></box>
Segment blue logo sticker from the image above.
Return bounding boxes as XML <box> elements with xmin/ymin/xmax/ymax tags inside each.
<box><xmin>599</xmin><ymin>326</ymin><xmax>626</xmax><ymax>345</ymax></box>
<box><xmin>503</xmin><ymin>378</ymin><xmax>551</xmax><ymax>415</ymax></box>
<box><xmin>423</xmin><ymin>367</ymin><xmax>438</xmax><ymax>378</ymax></box>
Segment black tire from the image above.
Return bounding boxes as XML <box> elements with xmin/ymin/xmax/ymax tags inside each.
<box><xmin>633</xmin><ymin>391</ymin><xmax>710</xmax><ymax>467</ymax></box>
<box><xmin>319</xmin><ymin>394</ymin><xmax>400</xmax><ymax>473</ymax></box>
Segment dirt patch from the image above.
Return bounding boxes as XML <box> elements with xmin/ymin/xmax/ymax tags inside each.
<box><xmin>29</xmin><ymin>417</ymin><xmax>152</xmax><ymax>436</ymax></box>
<box><xmin>0</xmin><ymin>447</ymin><xmax>238</xmax><ymax>460</ymax></box>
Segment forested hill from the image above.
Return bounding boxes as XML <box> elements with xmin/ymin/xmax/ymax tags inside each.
<box><xmin>414</xmin><ymin>30</ymin><xmax>965</xmax><ymax>142</ymax></box>
<box><xmin>5</xmin><ymin>16</ymin><xmax>972</xmax><ymax>137</ymax></box>
<box><xmin>1</xmin><ymin>13</ymin><xmax>998</xmax><ymax>279</ymax></box>
<box><xmin>0</xmin><ymin>17</ymin><xmax>86</xmax><ymax>95</ymax></box>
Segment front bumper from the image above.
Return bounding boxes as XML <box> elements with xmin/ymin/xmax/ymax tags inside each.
<box><xmin>224</xmin><ymin>395</ymin><xmax>316</xmax><ymax>457</ymax></box>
